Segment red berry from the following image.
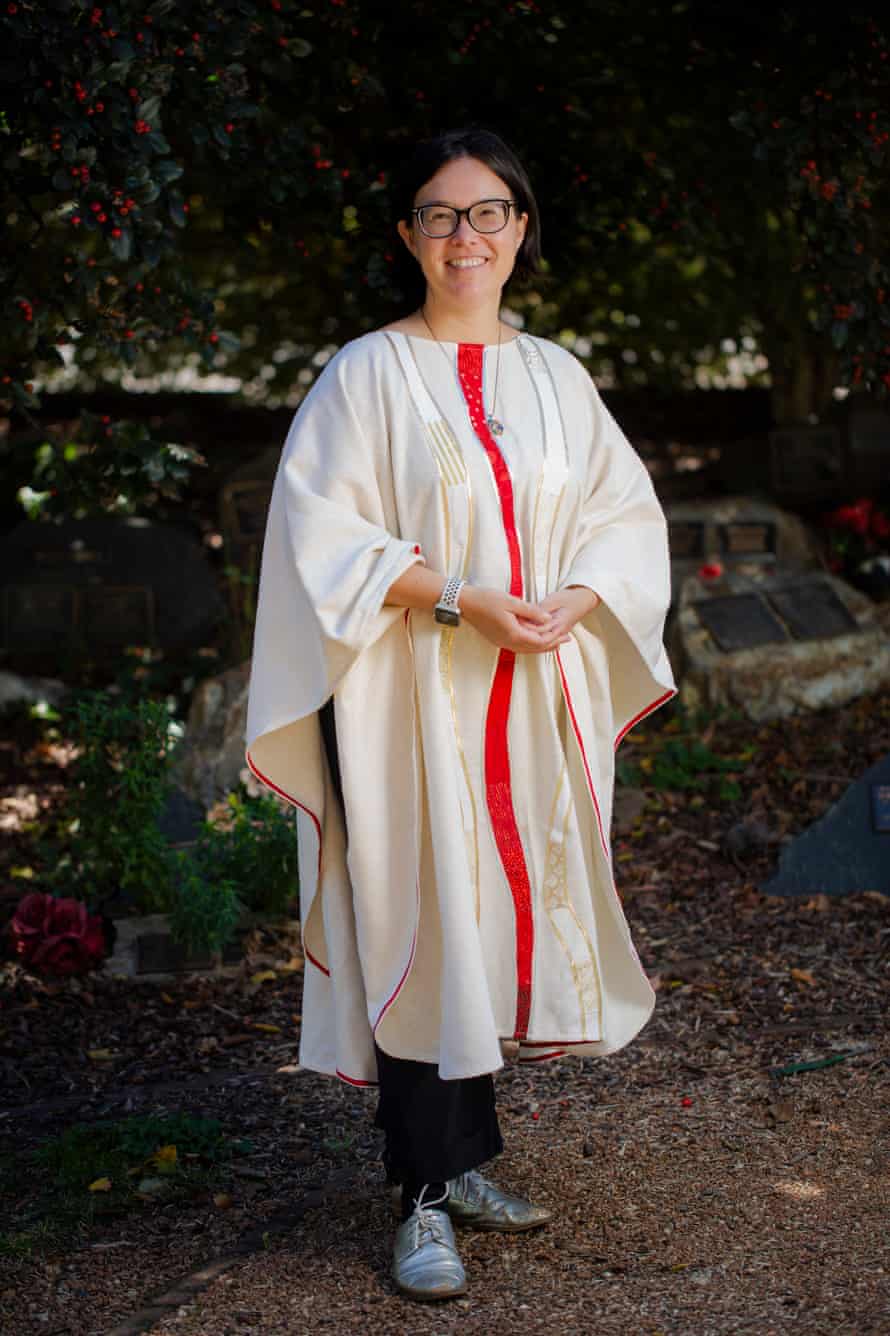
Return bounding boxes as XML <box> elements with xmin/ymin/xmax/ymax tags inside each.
<box><xmin>71</xmin><ymin>215</ymin><xmax>82</xmax><ymax>225</ymax></box>
<box><xmin>681</xmin><ymin>1096</ymin><xmax>693</xmax><ymax>1107</ymax></box>
<box><xmin>95</xmin><ymin>102</ymin><xmax>104</xmax><ymax>112</ymax></box>
<box><xmin>8</xmin><ymin>4</ymin><xmax>18</xmax><ymax>13</ymax></box>
<box><xmin>101</xmin><ymin>414</ymin><xmax>111</xmax><ymax>424</ymax></box>
<box><xmin>135</xmin><ymin>282</ymin><xmax>144</xmax><ymax>292</ymax></box>
<box><xmin>278</xmin><ymin>35</ymin><xmax>288</xmax><ymax>46</ymax></box>
<box><xmin>97</xmin><ymin>212</ymin><xmax>107</xmax><ymax>223</ymax></box>
<box><xmin>225</xmin><ymin>122</ymin><xmax>234</xmax><ymax>132</ymax></box>
<box><xmin>111</xmin><ymin>227</ymin><xmax>122</xmax><ymax>238</ymax></box>
<box><xmin>124</xmin><ymin>330</ymin><xmax>134</xmax><ymax>339</ymax></box>
<box><xmin>209</xmin><ymin>332</ymin><xmax>219</xmax><ymax>344</ymax></box>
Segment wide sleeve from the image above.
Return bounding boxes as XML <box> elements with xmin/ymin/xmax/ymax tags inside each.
<box><xmin>562</xmin><ymin>369</ymin><xmax>676</xmax><ymax>743</ymax></box>
<box><xmin>245</xmin><ymin>342</ymin><xmax>425</xmax><ymax>754</ymax></box>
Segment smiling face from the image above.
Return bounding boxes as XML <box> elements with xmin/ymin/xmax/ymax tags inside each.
<box><xmin>397</xmin><ymin>155</ymin><xmax>528</xmax><ymax>317</ymax></box>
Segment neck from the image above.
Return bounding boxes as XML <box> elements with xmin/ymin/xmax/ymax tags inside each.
<box><xmin>420</xmin><ymin>294</ymin><xmax>505</xmax><ymax>345</ymax></box>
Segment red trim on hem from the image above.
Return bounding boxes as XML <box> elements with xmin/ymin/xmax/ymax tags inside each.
<box><xmin>245</xmin><ymin>749</ymin><xmax>331</xmax><ymax>978</ymax></box>
<box><xmin>519</xmin><ymin>1049</ymin><xmax>566</xmax><ymax>1063</ymax></box>
<box><xmin>614</xmin><ymin>688</ymin><xmax>677</xmax><ymax>750</ymax></box>
<box><xmin>372</xmin><ymin>899</ymin><xmax>419</xmax><ymax>1035</ymax></box>
<box><xmin>458</xmin><ymin>342</ymin><xmax>534</xmax><ymax>1043</ymax></box>
<box><xmin>336</xmin><ymin>1070</ymin><xmax>378</xmax><ymax>1087</ymax></box>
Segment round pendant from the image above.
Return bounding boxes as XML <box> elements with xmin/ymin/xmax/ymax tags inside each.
<box><xmin>487</xmin><ymin>416</ymin><xmax>505</xmax><ymax>436</ymax></box>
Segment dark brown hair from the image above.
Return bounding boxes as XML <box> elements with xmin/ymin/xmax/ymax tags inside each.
<box><xmin>389</xmin><ymin>125</ymin><xmax>542</xmax><ymax>310</ymax></box>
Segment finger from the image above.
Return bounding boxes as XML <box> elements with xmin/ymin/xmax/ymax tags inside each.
<box><xmin>512</xmin><ymin>600</ymin><xmax>552</xmax><ymax>625</ymax></box>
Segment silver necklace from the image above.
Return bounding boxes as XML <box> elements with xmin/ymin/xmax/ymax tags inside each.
<box><xmin>420</xmin><ymin>307</ymin><xmax>505</xmax><ymax>436</ymax></box>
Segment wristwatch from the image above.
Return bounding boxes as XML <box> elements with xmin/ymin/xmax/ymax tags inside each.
<box><xmin>434</xmin><ymin>576</ymin><xmax>466</xmax><ymax>627</ymax></box>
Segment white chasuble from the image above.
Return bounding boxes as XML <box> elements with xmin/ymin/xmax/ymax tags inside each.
<box><xmin>245</xmin><ymin>330</ymin><xmax>676</xmax><ymax>1084</ymax></box>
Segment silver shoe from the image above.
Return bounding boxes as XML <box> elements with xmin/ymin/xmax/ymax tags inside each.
<box><xmin>391</xmin><ymin>1185</ymin><xmax>468</xmax><ymax>1301</ymax></box>
<box><xmin>445</xmin><ymin>1169</ymin><xmax>552</xmax><ymax>1232</ymax></box>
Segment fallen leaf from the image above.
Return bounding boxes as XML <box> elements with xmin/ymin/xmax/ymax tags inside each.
<box><xmin>252</xmin><ymin>1023</ymin><xmax>281</xmax><ymax>1033</ymax></box>
<box><xmin>87</xmin><ymin>1049</ymin><xmax>115</xmax><ymax>1061</ymax></box>
<box><xmin>213</xmin><ymin>1192</ymin><xmax>234</xmax><ymax>1210</ymax></box>
<box><xmin>250</xmin><ymin>970</ymin><xmax>277</xmax><ymax>985</ymax></box>
<box><xmin>88</xmin><ymin>1177</ymin><xmax>112</xmax><ymax>1192</ymax></box>
<box><xmin>790</xmin><ymin>968</ymin><xmax>816</xmax><ymax>986</ymax></box>
<box><xmin>152</xmin><ymin>1144</ymin><xmax>177</xmax><ymax>1172</ymax></box>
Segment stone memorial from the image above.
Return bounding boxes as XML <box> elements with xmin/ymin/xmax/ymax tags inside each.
<box><xmin>0</xmin><ymin>517</ymin><xmax>223</xmax><ymax>653</ymax></box>
<box><xmin>674</xmin><ymin>565</ymin><xmax>890</xmax><ymax>721</ymax></box>
<box><xmin>761</xmin><ymin>752</ymin><xmax>890</xmax><ymax>896</ymax></box>
<box><xmin>666</xmin><ymin>496</ymin><xmax>815</xmax><ymax>595</ymax></box>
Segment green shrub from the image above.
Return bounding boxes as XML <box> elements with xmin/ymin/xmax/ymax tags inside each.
<box><xmin>188</xmin><ymin>790</ymin><xmax>299</xmax><ymax>917</ymax></box>
<box><xmin>43</xmin><ymin>691</ymin><xmax>298</xmax><ymax>957</ymax></box>
<box><xmin>166</xmin><ymin>857</ymin><xmax>244</xmax><ymax>958</ymax></box>
<box><xmin>54</xmin><ymin>691</ymin><xmax>176</xmax><ymax>914</ymax></box>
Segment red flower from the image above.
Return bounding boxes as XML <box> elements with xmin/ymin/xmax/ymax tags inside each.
<box><xmin>828</xmin><ymin>499</ymin><xmax>872</xmax><ymax>536</ymax></box>
<box><xmin>698</xmin><ymin>562</ymin><xmax>724</xmax><ymax>581</ymax></box>
<box><xmin>8</xmin><ymin>892</ymin><xmax>106</xmax><ymax>977</ymax></box>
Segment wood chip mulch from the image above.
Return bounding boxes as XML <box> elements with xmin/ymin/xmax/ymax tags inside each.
<box><xmin>1</xmin><ymin>689</ymin><xmax>888</xmax><ymax>1335</ymax></box>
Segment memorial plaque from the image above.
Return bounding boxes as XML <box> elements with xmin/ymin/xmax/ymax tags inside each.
<box><xmin>694</xmin><ymin>594</ymin><xmax>790</xmax><ymax>653</ymax></box>
<box><xmin>870</xmin><ymin>784</ymin><xmax>890</xmax><ymax>834</ymax></box>
<box><xmin>668</xmin><ymin>520</ymin><xmax>706</xmax><ymax>560</ymax></box>
<box><xmin>720</xmin><ymin>521</ymin><xmax>776</xmax><ymax>558</ymax></box>
<box><xmin>767</xmin><ymin>579</ymin><xmax>859</xmax><ymax>642</ymax></box>
<box><xmin>136</xmin><ymin>927</ymin><xmax>248</xmax><ymax>973</ymax></box>
<box><xmin>762</xmin><ymin>752</ymin><xmax>890</xmax><ymax>896</ymax></box>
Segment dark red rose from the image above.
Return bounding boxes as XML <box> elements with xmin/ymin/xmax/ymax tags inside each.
<box><xmin>828</xmin><ymin>500</ymin><xmax>873</xmax><ymax>536</ymax></box>
<box><xmin>8</xmin><ymin>893</ymin><xmax>107</xmax><ymax>976</ymax></box>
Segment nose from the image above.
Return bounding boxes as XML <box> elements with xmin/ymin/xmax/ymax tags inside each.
<box><xmin>451</xmin><ymin>214</ymin><xmax>478</xmax><ymax>241</ymax></box>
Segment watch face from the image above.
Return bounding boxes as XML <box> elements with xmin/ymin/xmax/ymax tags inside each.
<box><xmin>434</xmin><ymin>605</ymin><xmax>460</xmax><ymax>627</ymax></box>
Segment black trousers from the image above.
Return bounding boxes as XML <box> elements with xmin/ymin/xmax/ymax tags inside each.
<box><xmin>318</xmin><ymin>697</ymin><xmax>503</xmax><ymax>1186</ymax></box>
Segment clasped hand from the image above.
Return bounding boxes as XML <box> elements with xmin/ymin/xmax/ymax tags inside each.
<box><xmin>460</xmin><ymin>584</ymin><xmax>600</xmax><ymax>655</ymax></box>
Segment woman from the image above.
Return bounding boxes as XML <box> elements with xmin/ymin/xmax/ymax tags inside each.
<box><xmin>246</xmin><ymin>126</ymin><xmax>675</xmax><ymax>1301</ymax></box>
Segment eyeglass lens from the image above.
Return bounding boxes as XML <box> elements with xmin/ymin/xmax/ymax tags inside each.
<box><xmin>418</xmin><ymin>200</ymin><xmax>511</xmax><ymax>237</ymax></box>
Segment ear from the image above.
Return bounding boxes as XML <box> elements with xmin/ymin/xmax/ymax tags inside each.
<box><xmin>397</xmin><ymin>219</ymin><xmax>417</xmax><ymax>259</ymax></box>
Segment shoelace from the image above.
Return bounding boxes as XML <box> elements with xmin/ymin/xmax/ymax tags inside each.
<box><xmin>406</xmin><ymin>1183</ymin><xmax>452</xmax><ymax>1252</ymax></box>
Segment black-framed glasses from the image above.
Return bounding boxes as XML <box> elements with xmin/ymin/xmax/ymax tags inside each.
<box><xmin>411</xmin><ymin>198</ymin><xmax>517</xmax><ymax>239</ymax></box>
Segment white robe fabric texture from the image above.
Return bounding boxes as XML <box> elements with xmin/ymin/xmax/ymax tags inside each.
<box><xmin>245</xmin><ymin>329</ymin><xmax>676</xmax><ymax>1085</ymax></box>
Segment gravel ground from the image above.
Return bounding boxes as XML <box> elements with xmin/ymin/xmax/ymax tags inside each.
<box><xmin>1</xmin><ymin>690</ymin><xmax>889</xmax><ymax>1334</ymax></box>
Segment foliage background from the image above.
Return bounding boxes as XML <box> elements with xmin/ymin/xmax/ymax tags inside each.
<box><xmin>2</xmin><ymin>1</ymin><xmax>889</xmax><ymax>510</ymax></box>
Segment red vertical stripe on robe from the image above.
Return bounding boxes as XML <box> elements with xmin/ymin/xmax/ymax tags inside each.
<box><xmin>457</xmin><ymin>342</ymin><xmax>534</xmax><ymax>1039</ymax></box>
